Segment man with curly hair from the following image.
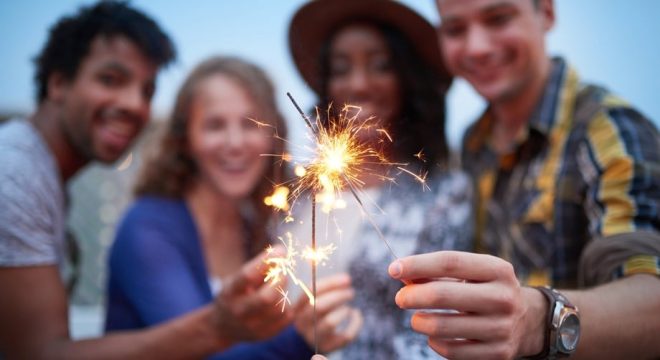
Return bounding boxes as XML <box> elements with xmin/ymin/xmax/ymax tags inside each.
<box><xmin>0</xmin><ymin>2</ymin><xmax>292</xmax><ymax>358</ymax></box>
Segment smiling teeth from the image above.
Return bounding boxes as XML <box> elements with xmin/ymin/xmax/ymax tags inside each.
<box><xmin>106</xmin><ymin>120</ymin><xmax>134</xmax><ymax>136</ymax></box>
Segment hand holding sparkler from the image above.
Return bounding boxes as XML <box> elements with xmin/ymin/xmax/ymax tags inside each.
<box><xmin>212</xmin><ymin>245</ymin><xmax>294</xmax><ymax>343</ymax></box>
<box><xmin>388</xmin><ymin>251</ymin><xmax>535</xmax><ymax>360</ymax></box>
<box><xmin>294</xmin><ymin>273</ymin><xmax>363</xmax><ymax>353</ymax></box>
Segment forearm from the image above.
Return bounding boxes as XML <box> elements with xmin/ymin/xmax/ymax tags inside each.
<box><xmin>565</xmin><ymin>274</ymin><xmax>660</xmax><ymax>359</ymax></box>
<box><xmin>40</xmin><ymin>305</ymin><xmax>233</xmax><ymax>360</ymax></box>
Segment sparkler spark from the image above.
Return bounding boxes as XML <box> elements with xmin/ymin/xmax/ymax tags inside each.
<box><xmin>414</xmin><ymin>149</ymin><xmax>426</xmax><ymax>162</ymax></box>
<box><xmin>302</xmin><ymin>243</ymin><xmax>337</xmax><ymax>266</ymax></box>
<box><xmin>264</xmin><ymin>233</ymin><xmax>324</xmax><ymax>306</ymax></box>
<box><xmin>264</xmin><ymin>186</ymin><xmax>291</xmax><ymax>211</ymax></box>
<box><xmin>396</xmin><ymin>166</ymin><xmax>430</xmax><ymax>191</ymax></box>
<box><xmin>275</xmin><ymin>287</ymin><xmax>291</xmax><ymax>313</ymax></box>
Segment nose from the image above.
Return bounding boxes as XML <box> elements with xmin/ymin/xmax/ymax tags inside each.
<box><xmin>346</xmin><ymin>68</ymin><xmax>371</xmax><ymax>95</ymax></box>
<box><xmin>226</xmin><ymin>122</ymin><xmax>246</xmax><ymax>149</ymax></box>
<box><xmin>465</xmin><ymin>25</ymin><xmax>494</xmax><ymax>59</ymax></box>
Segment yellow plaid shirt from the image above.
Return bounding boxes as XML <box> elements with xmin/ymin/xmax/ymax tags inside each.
<box><xmin>462</xmin><ymin>58</ymin><xmax>660</xmax><ymax>288</ymax></box>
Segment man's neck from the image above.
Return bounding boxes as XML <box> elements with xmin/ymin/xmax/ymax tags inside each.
<box><xmin>30</xmin><ymin>103</ymin><xmax>88</xmax><ymax>182</ymax></box>
<box><xmin>489</xmin><ymin>58</ymin><xmax>553</xmax><ymax>152</ymax></box>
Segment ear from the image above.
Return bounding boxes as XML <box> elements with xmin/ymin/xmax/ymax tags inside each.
<box><xmin>46</xmin><ymin>72</ymin><xmax>69</xmax><ymax>103</ymax></box>
<box><xmin>539</xmin><ymin>0</ymin><xmax>556</xmax><ymax>32</ymax></box>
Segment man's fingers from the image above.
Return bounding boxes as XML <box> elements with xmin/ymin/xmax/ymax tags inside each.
<box><xmin>314</xmin><ymin>287</ymin><xmax>355</xmax><ymax>316</ymax></box>
<box><xmin>389</xmin><ymin>251</ymin><xmax>513</xmax><ymax>283</ymax></box>
<box><xmin>395</xmin><ymin>281</ymin><xmax>514</xmax><ymax>313</ymax></box>
<box><xmin>428</xmin><ymin>337</ymin><xmax>514</xmax><ymax>360</ymax></box>
<box><xmin>410</xmin><ymin>311</ymin><xmax>510</xmax><ymax>342</ymax></box>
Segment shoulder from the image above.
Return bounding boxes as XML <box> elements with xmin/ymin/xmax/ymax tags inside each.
<box><xmin>110</xmin><ymin>196</ymin><xmax>194</xmax><ymax>262</ymax></box>
<box><xmin>576</xmin><ymin>84</ymin><xmax>657</xmax><ymax>135</ymax></box>
<box><xmin>1</xmin><ymin>120</ymin><xmax>56</xmax><ymax>180</ymax></box>
<box><xmin>115</xmin><ymin>196</ymin><xmax>191</xmax><ymax>243</ymax></box>
<box><xmin>121</xmin><ymin>196</ymin><xmax>188</xmax><ymax>225</ymax></box>
<box><xmin>576</xmin><ymin>85</ymin><xmax>659</xmax><ymax>160</ymax></box>
<box><xmin>0</xmin><ymin>119</ymin><xmax>62</xmax><ymax>214</ymax></box>
<box><xmin>0</xmin><ymin>120</ymin><xmax>64</xmax><ymax>266</ymax></box>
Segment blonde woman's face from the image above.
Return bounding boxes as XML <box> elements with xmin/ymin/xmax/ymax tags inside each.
<box><xmin>187</xmin><ymin>73</ymin><xmax>273</xmax><ymax>200</ymax></box>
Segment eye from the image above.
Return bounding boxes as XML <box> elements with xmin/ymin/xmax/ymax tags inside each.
<box><xmin>369</xmin><ymin>55</ymin><xmax>393</xmax><ymax>73</ymax></box>
<box><xmin>329</xmin><ymin>57</ymin><xmax>351</xmax><ymax>77</ymax></box>
<box><xmin>441</xmin><ymin>22</ymin><xmax>467</xmax><ymax>38</ymax></box>
<box><xmin>203</xmin><ymin>117</ymin><xmax>225</xmax><ymax>131</ymax></box>
<box><xmin>142</xmin><ymin>82</ymin><xmax>156</xmax><ymax>101</ymax></box>
<box><xmin>98</xmin><ymin>73</ymin><xmax>122</xmax><ymax>87</ymax></box>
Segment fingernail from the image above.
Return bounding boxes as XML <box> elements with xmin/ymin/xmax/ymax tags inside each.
<box><xmin>389</xmin><ymin>261</ymin><xmax>402</xmax><ymax>278</ymax></box>
<box><xmin>394</xmin><ymin>289</ymin><xmax>403</xmax><ymax>307</ymax></box>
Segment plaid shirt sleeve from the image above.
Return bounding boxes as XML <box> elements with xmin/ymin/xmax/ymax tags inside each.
<box><xmin>578</xmin><ymin>96</ymin><xmax>660</xmax><ymax>284</ymax></box>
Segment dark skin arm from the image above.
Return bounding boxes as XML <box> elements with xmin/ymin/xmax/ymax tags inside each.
<box><xmin>0</xmin><ymin>247</ymin><xmax>292</xmax><ymax>359</ymax></box>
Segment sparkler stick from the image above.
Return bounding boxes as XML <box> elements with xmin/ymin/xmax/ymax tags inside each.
<box><xmin>311</xmin><ymin>194</ymin><xmax>318</xmax><ymax>354</ymax></box>
<box><xmin>286</xmin><ymin>90</ymin><xmax>320</xmax><ymax>351</ymax></box>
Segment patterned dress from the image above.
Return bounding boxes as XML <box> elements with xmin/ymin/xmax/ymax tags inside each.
<box><xmin>284</xmin><ymin>169</ymin><xmax>474</xmax><ymax>360</ymax></box>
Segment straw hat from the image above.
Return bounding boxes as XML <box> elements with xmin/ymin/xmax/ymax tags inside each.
<box><xmin>288</xmin><ymin>0</ymin><xmax>451</xmax><ymax>95</ymax></box>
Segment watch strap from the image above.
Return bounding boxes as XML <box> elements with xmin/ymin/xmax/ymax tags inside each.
<box><xmin>522</xmin><ymin>286</ymin><xmax>554</xmax><ymax>359</ymax></box>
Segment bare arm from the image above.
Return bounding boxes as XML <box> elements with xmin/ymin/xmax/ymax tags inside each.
<box><xmin>0</xmin><ymin>266</ymin><xmax>228</xmax><ymax>359</ymax></box>
<box><xmin>563</xmin><ymin>274</ymin><xmax>660</xmax><ymax>359</ymax></box>
<box><xmin>0</xmin><ymin>247</ymin><xmax>292</xmax><ymax>359</ymax></box>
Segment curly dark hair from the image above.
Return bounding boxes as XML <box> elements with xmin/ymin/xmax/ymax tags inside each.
<box><xmin>34</xmin><ymin>0</ymin><xmax>176</xmax><ymax>103</ymax></box>
<box><xmin>317</xmin><ymin>20</ymin><xmax>450</xmax><ymax>171</ymax></box>
<box><xmin>134</xmin><ymin>56</ymin><xmax>288</xmax><ymax>256</ymax></box>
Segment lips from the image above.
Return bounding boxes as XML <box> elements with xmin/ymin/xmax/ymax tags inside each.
<box><xmin>220</xmin><ymin>163</ymin><xmax>249</xmax><ymax>174</ymax></box>
<box><xmin>96</xmin><ymin>116</ymin><xmax>139</xmax><ymax>153</ymax></box>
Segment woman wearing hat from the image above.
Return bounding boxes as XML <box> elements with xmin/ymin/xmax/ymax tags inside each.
<box><xmin>287</xmin><ymin>0</ymin><xmax>474</xmax><ymax>359</ymax></box>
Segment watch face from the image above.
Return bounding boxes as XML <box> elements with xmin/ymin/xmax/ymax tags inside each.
<box><xmin>559</xmin><ymin>313</ymin><xmax>580</xmax><ymax>351</ymax></box>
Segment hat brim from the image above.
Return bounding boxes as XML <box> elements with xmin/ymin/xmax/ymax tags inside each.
<box><xmin>288</xmin><ymin>0</ymin><xmax>451</xmax><ymax>95</ymax></box>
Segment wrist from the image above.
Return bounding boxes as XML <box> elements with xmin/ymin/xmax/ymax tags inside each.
<box><xmin>206</xmin><ymin>304</ymin><xmax>238</xmax><ymax>351</ymax></box>
<box><xmin>518</xmin><ymin>286</ymin><xmax>549</xmax><ymax>357</ymax></box>
<box><xmin>522</xmin><ymin>287</ymin><xmax>581</xmax><ymax>359</ymax></box>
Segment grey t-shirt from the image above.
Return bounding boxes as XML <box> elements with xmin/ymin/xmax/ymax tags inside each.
<box><xmin>0</xmin><ymin>118</ymin><xmax>66</xmax><ymax>266</ymax></box>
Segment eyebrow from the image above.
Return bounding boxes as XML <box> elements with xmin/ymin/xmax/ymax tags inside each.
<box><xmin>98</xmin><ymin>61</ymin><xmax>132</xmax><ymax>76</ymax></box>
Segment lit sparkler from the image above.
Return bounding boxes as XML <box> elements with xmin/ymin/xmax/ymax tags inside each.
<box><xmin>262</xmin><ymin>93</ymin><xmax>425</xmax><ymax>353</ymax></box>
<box><xmin>285</xmin><ymin>93</ymin><xmax>409</xmax><ymax>260</ymax></box>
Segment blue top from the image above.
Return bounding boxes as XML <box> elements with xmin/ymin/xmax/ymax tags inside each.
<box><xmin>105</xmin><ymin>196</ymin><xmax>313</xmax><ymax>359</ymax></box>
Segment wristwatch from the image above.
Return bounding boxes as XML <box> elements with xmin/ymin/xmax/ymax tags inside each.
<box><xmin>528</xmin><ymin>286</ymin><xmax>581</xmax><ymax>359</ymax></box>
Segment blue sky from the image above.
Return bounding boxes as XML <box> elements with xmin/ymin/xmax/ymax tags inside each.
<box><xmin>1</xmin><ymin>0</ymin><xmax>658</xmax><ymax>148</ymax></box>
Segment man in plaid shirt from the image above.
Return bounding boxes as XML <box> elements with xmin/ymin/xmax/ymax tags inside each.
<box><xmin>390</xmin><ymin>0</ymin><xmax>660</xmax><ymax>359</ymax></box>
